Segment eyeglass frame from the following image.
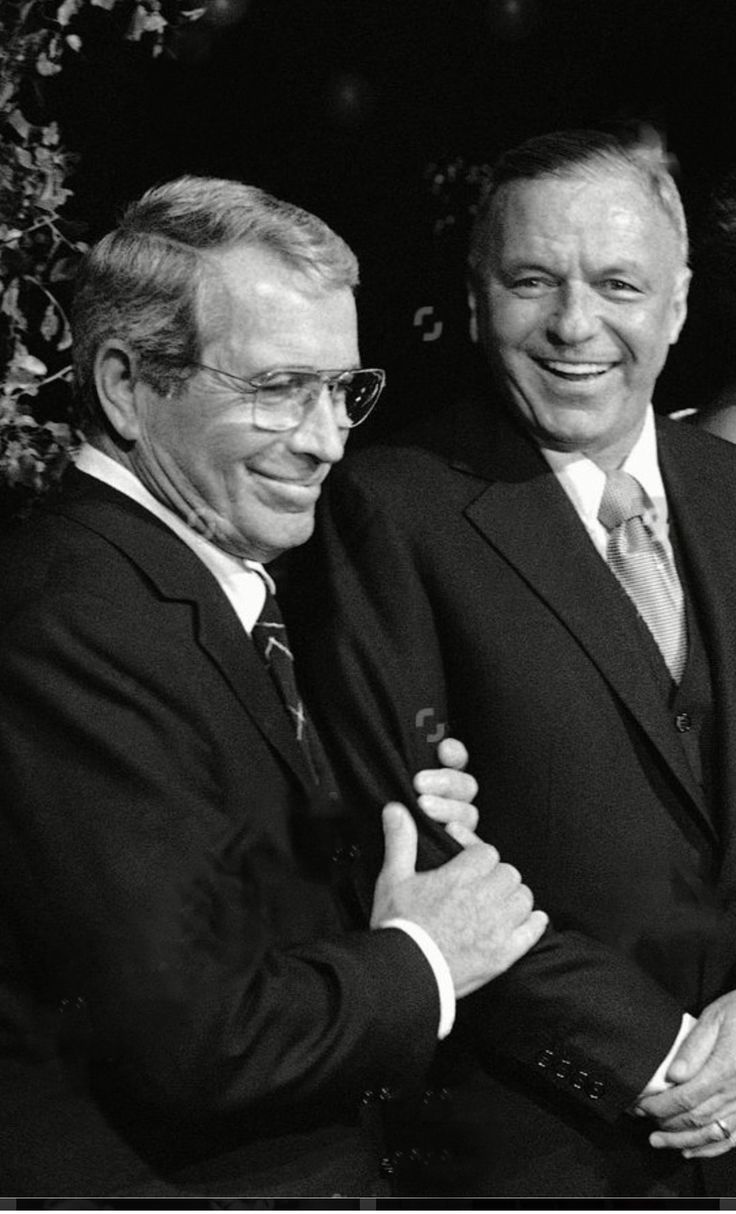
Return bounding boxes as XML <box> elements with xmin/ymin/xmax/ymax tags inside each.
<box><xmin>192</xmin><ymin>362</ymin><xmax>386</xmax><ymax>432</ymax></box>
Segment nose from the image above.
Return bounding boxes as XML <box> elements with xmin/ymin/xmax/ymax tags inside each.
<box><xmin>547</xmin><ymin>283</ymin><xmax>600</xmax><ymax>346</ymax></box>
<box><xmin>288</xmin><ymin>384</ymin><xmax>348</xmax><ymax>464</ymax></box>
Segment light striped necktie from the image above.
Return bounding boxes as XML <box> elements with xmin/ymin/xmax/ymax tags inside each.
<box><xmin>597</xmin><ymin>469</ymin><xmax>687</xmax><ymax>683</ymax></box>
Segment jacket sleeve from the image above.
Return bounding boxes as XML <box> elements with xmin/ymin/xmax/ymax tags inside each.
<box><xmin>286</xmin><ymin>464</ymin><xmax>687</xmax><ymax>1125</ymax></box>
<box><xmin>0</xmin><ymin>574</ymin><xmax>439</xmax><ymax>1126</ymax></box>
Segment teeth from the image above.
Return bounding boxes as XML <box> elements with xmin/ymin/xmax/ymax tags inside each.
<box><xmin>542</xmin><ymin>361</ymin><xmax>611</xmax><ymax>375</ymax></box>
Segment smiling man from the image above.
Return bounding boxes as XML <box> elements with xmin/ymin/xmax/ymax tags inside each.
<box><xmin>289</xmin><ymin>129</ymin><xmax>736</xmax><ymax>1197</ymax></box>
<box><xmin>0</xmin><ymin>176</ymin><xmax>547</xmax><ymax>1198</ymax></box>
<box><xmin>470</xmin><ymin>154</ymin><xmax>689</xmax><ymax>466</ymax></box>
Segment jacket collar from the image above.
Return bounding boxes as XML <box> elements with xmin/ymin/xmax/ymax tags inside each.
<box><xmin>441</xmin><ymin>399</ymin><xmax>719</xmax><ymax>837</ymax></box>
<box><xmin>54</xmin><ymin>468</ymin><xmax>320</xmax><ymax>806</ymax></box>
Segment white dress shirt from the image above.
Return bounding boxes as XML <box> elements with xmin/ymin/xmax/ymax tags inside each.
<box><xmin>542</xmin><ymin>409</ymin><xmax>695</xmax><ymax>1095</ymax></box>
<box><xmin>75</xmin><ymin>443</ymin><xmax>455</xmax><ymax>1037</ymax></box>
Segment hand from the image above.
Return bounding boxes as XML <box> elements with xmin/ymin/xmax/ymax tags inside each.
<box><xmin>638</xmin><ymin>991</ymin><xmax>736</xmax><ymax>1158</ymax></box>
<box><xmin>371</xmin><ymin>802</ymin><xmax>548</xmax><ymax>998</ymax></box>
<box><xmin>412</xmin><ymin>736</ymin><xmax>480</xmax><ymax>844</ymax></box>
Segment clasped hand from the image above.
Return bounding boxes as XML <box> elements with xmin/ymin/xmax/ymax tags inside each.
<box><xmin>370</xmin><ymin>736</ymin><xmax>548</xmax><ymax>998</ymax></box>
<box><xmin>637</xmin><ymin>990</ymin><xmax>736</xmax><ymax>1159</ymax></box>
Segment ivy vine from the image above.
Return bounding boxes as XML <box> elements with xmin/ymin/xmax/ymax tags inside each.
<box><xmin>0</xmin><ymin>0</ymin><xmax>204</xmax><ymax>514</ymax></box>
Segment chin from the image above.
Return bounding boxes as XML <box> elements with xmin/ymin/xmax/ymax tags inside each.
<box><xmin>265</xmin><ymin>517</ymin><xmax>316</xmax><ymax>559</ymax></box>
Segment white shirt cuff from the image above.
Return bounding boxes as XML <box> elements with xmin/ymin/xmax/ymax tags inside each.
<box><xmin>640</xmin><ymin>1011</ymin><xmax>698</xmax><ymax>1096</ymax></box>
<box><xmin>377</xmin><ymin>918</ymin><xmax>456</xmax><ymax>1039</ymax></box>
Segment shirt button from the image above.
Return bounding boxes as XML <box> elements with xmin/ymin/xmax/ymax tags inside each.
<box><xmin>675</xmin><ymin>712</ymin><xmax>692</xmax><ymax>733</ymax></box>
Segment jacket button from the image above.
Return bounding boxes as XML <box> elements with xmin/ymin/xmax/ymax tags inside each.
<box><xmin>536</xmin><ymin>1047</ymin><xmax>555</xmax><ymax>1070</ymax></box>
<box><xmin>555</xmin><ymin>1056</ymin><xmax>572</xmax><ymax>1080</ymax></box>
<box><xmin>360</xmin><ymin>1088</ymin><xmax>375</xmax><ymax>1105</ymax></box>
<box><xmin>586</xmin><ymin>1078</ymin><xmax>605</xmax><ymax>1100</ymax></box>
<box><xmin>332</xmin><ymin>843</ymin><xmax>362</xmax><ymax>863</ymax></box>
<box><xmin>675</xmin><ymin>712</ymin><xmax>692</xmax><ymax>733</ymax></box>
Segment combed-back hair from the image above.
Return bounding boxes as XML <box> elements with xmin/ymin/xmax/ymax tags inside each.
<box><xmin>468</xmin><ymin>127</ymin><xmax>689</xmax><ymax>282</ymax></box>
<box><xmin>72</xmin><ymin>175</ymin><xmax>360</xmax><ymax>432</ymax></box>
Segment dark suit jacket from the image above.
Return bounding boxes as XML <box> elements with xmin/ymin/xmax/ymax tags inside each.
<box><xmin>287</xmin><ymin>396</ymin><xmax>736</xmax><ymax>1198</ymax></box>
<box><xmin>0</xmin><ymin>469</ymin><xmax>440</xmax><ymax>1199</ymax></box>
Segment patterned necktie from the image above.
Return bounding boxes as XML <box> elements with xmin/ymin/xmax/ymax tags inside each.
<box><xmin>251</xmin><ymin>587</ymin><xmax>307</xmax><ymax>743</ymax></box>
<box><xmin>597</xmin><ymin>469</ymin><xmax>687</xmax><ymax>683</ymax></box>
<box><xmin>251</xmin><ymin>585</ymin><xmax>340</xmax><ymax>806</ymax></box>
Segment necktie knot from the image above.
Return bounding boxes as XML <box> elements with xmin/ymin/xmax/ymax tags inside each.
<box><xmin>598</xmin><ymin>469</ymin><xmax>648</xmax><ymax>531</ymax></box>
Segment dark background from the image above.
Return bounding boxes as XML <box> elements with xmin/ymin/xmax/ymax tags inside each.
<box><xmin>51</xmin><ymin>0</ymin><xmax>736</xmax><ymax>435</ymax></box>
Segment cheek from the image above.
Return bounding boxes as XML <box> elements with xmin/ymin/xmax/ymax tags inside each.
<box><xmin>489</xmin><ymin>299</ymin><xmax>541</xmax><ymax>350</ymax></box>
<box><xmin>628</xmin><ymin>310</ymin><xmax>678</xmax><ymax>368</ymax></box>
<box><xmin>205</xmin><ymin>419</ymin><xmax>276</xmax><ymax>468</ymax></box>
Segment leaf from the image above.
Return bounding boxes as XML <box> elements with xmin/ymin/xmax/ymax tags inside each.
<box><xmin>44</xmin><ymin>419</ymin><xmax>75</xmax><ymax>440</ymax></box>
<box><xmin>56</xmin><ymin>0</ymin><xmax>81</xmax><ymax>26</ymax></box>
<box><xmin>41</xmin><ymin>122</ymin><xmax>61</xmax><ymax>147</ymax></box>
<box><xmin>0</xmin><ymin>80</ymin><xmax>17</xmax><ymax>110</ymax></box>
<box><xmin>1</xmin><ymin>280</ymin><xmax>21</xmax><ymax>320</ymax></box>
<box><xmin>10</xmin><ymin>349</ymin><xmax>47</xmax><ymax>378</ymax></box>
<box><xmin>49</xmin><ymin>255</ymin><xmax>80</xmax><ymax>283</ymax></box>
<box><xmin>40</xmin><ymin>302</ymin><xmax>59</xmax><ymax>342</ymax></box>
<box><xmin>126</xmin><ymin>4</ymin><xmax>147</xmax><ymax>39</ymax></box>
<box><xmin>7</xmin><ymin>109</ymin><xmax>32</xmax><ymax>140</ymax></box>
<box><xmin>36</xmin><ymin>53</ymin><xmax>63</xmax><ymax>76</ymax></box>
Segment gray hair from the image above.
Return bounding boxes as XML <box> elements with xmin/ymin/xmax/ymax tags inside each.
<box><xmin>72</xmin><ymin>176</ymin><xmax>359</xmax><ymax>433</ymax></box>
<box><xmin>468</xmin><ymin>127</ymin><xmax>689</xmax><ymax>282</ymax></box>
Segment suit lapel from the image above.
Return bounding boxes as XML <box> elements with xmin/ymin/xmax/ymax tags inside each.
<box><xmin>449</xmin><ymin>401</ymin><xmax>710</xmax><ymax>830</ymax></box>
<box><xmin>657</xmin><ymin>421</ymin><xmax>736</xmax><ymax>866</ymax></box>
<box><xmin>55</xmin><ymin>471</ymin><xmax>317</xmax><ymax>804</ymax></box>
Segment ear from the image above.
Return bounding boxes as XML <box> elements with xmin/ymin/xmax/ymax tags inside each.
<box><xmin>94</xmin><ymin>341</ymin><xmax>143</xmax><ymax>442</ymax></box>
<box><xmin>467</xmin><ymin>280</ymin><xmax>480</xmax><ymax>345</ymax></box>
<box><xmin>668</xmin><ymin>266</ymin><xmax>691</xmax><ymax>347</ymax></box>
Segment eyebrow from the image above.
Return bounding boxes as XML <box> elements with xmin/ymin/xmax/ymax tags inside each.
<box><xmin>499</xmin><ymin>259</ymin><xmax>651</xmax><ymax>281</ymax></box>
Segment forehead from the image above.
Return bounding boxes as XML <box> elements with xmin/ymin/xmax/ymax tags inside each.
<box><xmin>201</xmin><ymin>242</ymin><xmax>359</xmax><ymax>362</ymax></box>
<box><xmin>488</xmin><ymin>170</ymin><xmax>681</xmax><ymax>273</ymax></box>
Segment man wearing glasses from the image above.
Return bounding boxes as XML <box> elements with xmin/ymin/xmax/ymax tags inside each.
<box><xmin>0</xmin><ymin>176</ymin><xmax>545</xmax><ymax>1199</ymax></box>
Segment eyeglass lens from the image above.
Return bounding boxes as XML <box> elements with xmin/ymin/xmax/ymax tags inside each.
<box><xmin>254</xmin><ymin>370</ymin><xmax>381</xmax><ymax>429</ymax></box>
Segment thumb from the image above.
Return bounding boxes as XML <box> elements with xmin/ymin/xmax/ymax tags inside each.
<box><xmin>381</xmin><ymin>802</ymin><xmax>418</xmax><ymax>883</ymax></box>
<box><xmin>666</xmin><ymin>1018</ymin><xmax>718</xmax><ymax>1084</ymax></box>
<box><xmin>435</xmin><ymin>736</ymin><xmax>468</xmax><ymax>770</ymax></box>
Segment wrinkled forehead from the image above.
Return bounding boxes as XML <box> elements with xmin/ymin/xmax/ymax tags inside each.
<box><xmin>197</xmin><ymin>243</ymin><xmax>357</xmax><ymax>344</ymax></box>
<box><xmin>478</xmin><ymin>166</ymin><xmax>685</xmax><ymax>274</ymax></box>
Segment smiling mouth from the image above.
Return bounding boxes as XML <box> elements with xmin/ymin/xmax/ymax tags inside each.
<box><xmin>534</xmin><ymin>358</ymin><xmax>618</xmax><ymax>381</ymax></box>
<box><xmin>261</xmin><ymin>474</ymin><xmax>318</xmax><ymax>485</ymax></box>
<box><xmin>253</xmin><ymin>471</ymin><xmax>324</xmax><ymax>502</ymax></box>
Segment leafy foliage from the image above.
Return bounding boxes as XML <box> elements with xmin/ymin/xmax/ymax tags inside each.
<box><xmin>0</xmin><ymin>0</ymin><xmax>204</xmax><ymax>515</ymax></box>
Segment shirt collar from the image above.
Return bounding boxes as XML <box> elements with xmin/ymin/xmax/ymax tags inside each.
<box><xmin>541</xmin><ymin>406</ymin><xmax>668</xmax><ymax>537</ymax></box>
<box><xmin>74</xmin><ymin>443</ymin><xmax>275</xmax><ymax>594</ymax></box>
